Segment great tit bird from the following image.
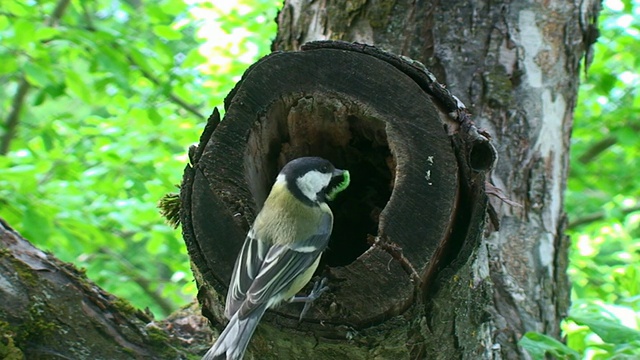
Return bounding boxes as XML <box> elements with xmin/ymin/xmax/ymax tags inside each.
<box><xmin>202</xmin><ymin>157</ymin><xmax>350</xmax><ymax>360</ymax></box>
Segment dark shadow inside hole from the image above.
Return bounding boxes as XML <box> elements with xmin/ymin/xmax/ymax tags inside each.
<box><xmin>322</xmin><ymin>115</ymin><xmax>392</xmax><ymax>267</ymax></box>
<box><xmin>245</xmin><ymin>100</ymin><xmax>393</xmax><ymax>268</ymax></box>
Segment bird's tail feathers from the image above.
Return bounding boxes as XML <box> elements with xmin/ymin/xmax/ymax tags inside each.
<box><xmin>202</xmin><ymin>306</ymin><xmax>267</xmax><ymax>360</ymax></box>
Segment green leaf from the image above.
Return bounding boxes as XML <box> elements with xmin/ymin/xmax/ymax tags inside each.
<box><xmin>3</xmin><ymin>1</ymin><xmax>30</xmax><ymax>17</ymax></box>
<box><xmin>64</xmin><ymin>70</ymin><xmax>92</xmax><ymax>102</ymax></box>
<box><xmin>95</xmin><ymin>45</ymin><xmax>131</xmax><ymax>88</ymax></box>
<box><xmin>0</xmin><ymin>56</ymin><xmax>19</xmax><ymax>75</ymax></box>
<box><xmin>181</xmin><ymin>48</ymin><xmax>206</xmax><ymax>68</ymax></box>
<box><xmin>0</xmin><ymin>14</ymin><xmax>8</xmax><ymax>31</ymax></box>
<box><xmin>33</xmin><ymin>88</ymin><xmax>47</xmax><ymax>106</ymax></box>
<box><xmin>595</xmin><ymin>73</ymin><xmax>618</xmax><ymax>93</ymax></box>
<box><xmin>159</xmin><ymin>0</ymin><xmax>188</xmax><ymax>16</ymax></box>
<box><xmin>570</xmin><ymin>314</ymin><xmax>640</xmax><ymax>344</ymax></box>
<box><xmin>24</xmin><ymin>62</ymin><xmax>51</xmax><ymax>87</ymax></box>
<box><xmin>34</xmin><ymin>27</ymin><xmax>60</xmax><ymax>42</ymax></box>
<box><xmin>22</xmin><ymin>206</ymin><xmax>53</xmax><ymax>243</ymax></box>
<box><xmin>148</xmin><ymin>108</ymin><xmax>162</xmax><ymax>125</ymax></box>
<box><xmin>519</xmin><ymin>332</ymin><xmax>580</xmax><ymax>360</ymax></box>
<box><xmin>43</xmin><ymin>83</ymin><xmax>66</xmax><ymax>98</ymax></box>
<box><xmin>616</xmin><ymin>127</ymin><xmax>639</xmax><ymax>147</ymax></box>
<box><xmin>128</xmin><ymin>47</ymin><xmax>155</xmax><ymax>76</ymax></box>
<box><xmin>152</xmin><ymin>25</ymin><xmax>183</xmax><ymax>40</ymax></box>
<box><xmin>12</xmin><ymin>19</ymin><xmax>36</xmax><ymax>46</ymax></box>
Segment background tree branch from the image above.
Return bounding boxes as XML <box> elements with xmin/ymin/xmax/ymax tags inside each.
<box><xmin>0</xmin><ymin>0</ymin><xmax>70</xmax><ymax>155</ymax></box>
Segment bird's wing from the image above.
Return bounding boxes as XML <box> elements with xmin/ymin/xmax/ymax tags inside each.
<box><xmin>237</xmin><ymin>212</ymin><xmax>332</xmax><ymax>319</ymax></box>
<box><xmin>225</xmin><ymin>231</ymin><xmax>269</xmax><ymax>319</ymax></box>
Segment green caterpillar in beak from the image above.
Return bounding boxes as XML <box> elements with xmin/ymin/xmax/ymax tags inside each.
<box><xmin>326</xmin><ymin>170</ymin><xmax>350</xmax><ymax>201</ymax></box>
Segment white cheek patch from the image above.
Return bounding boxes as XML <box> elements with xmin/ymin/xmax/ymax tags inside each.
<box><xmin>296</xmin><ymin>171</ymin><xmax>332</xmax><ymax>202</ymax></box>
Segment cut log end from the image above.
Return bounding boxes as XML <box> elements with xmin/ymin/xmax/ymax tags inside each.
<box><xmin>182</xmin><ymin>43</ymin><xmax>490</xmax><ymax>334</ymax></box>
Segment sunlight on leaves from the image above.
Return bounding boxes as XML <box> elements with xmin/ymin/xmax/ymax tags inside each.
<box><xmin>0</xmin><ymin>0</ymin><xmax>279</xmax><ymax>317</ymax></box>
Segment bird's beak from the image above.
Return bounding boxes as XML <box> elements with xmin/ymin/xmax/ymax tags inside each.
<box><xmin>332</xmin><ymin>168</ymin><xmax>345</xmax><ymax>178</ymax></box>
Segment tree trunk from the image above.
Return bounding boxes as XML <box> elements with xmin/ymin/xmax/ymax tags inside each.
<box><xmin>266</xmin><ymin>1</ymin><xmax>598</xmax><ymax>359</ymax></box>
<box><xmin>0</xmin><ymin>219</ymin><xmax>209</xmax><ymax>359</ymax></box>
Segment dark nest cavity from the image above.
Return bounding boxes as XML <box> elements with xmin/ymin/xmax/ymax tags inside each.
<box><xmin>244</xmin><ymin>93</ymin><xmax>394</xmax><ymax>267</ymax></box>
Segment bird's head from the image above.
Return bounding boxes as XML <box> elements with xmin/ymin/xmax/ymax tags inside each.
<box><xmin>277</xmin><ymin>157</ymin><xmax>350</xmax><ymax>205</ymax></box>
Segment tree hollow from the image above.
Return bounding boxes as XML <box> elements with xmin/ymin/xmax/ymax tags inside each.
<box><xmin>181</xmin><ymin>44</ymin><xmax>473</xmax><ymax>333</ymax></box>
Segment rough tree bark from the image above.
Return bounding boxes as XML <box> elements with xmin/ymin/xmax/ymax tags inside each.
<box><xmin>264</xmin><ymin>1</ymin><xmax>599</xmax><ymax>359</ymax></box>
<box><xmin>0</xmin><ymin>219</ymin><xmax>210</xmax><ymax>359</ymax></box>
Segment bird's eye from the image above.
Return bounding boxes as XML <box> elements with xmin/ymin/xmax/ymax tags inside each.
<box><xmin>321</xmin><ymin>165</ymin><xmax>329</xmax><ymax>172</ymax></box>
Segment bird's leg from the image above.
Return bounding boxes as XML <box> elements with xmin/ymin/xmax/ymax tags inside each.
<box><xmin>290</xmin><ymin>278</ymin><xmax>329</xmax><ymax>321</ymax></box>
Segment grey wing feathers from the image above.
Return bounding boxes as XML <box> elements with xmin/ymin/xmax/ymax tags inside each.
<box><xmin>225</xmin><ymin>233</ymin><xmax>268</xmax><ymax>319</ymax></box>
<box><xmin>202</xmin><ymin>304</ymin><xmax>267</xmax><ymax>360</ymax></box>
<box><xmin>226</xmin><ymin>212</ymin><xmax>332</xmax><ymax>320</ymax></box>
<box><xmin>236</xmin><ymin>240</ymin><xmax>320</xmax><ymax>318</ymax></box>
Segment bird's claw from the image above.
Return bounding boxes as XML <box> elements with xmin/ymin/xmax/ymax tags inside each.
<box><xmin>307</xmin><ymin>277</ymin><xmax>329</xmax><ymax>301</ymax></box>
<box><xmin>292</xmin><ymin>278</ymin><xmax>329</xmax><ymax>321</ymax></box>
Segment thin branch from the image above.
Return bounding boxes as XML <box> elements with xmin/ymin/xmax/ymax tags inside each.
<box><xmin>1</xmin><ymin>0</ymin><xmax>70</xmax><ymax>155</ymax></box>
<box><xmin>367</xmin><ymin>235</ymin><xmax>421</xmax><ymax>285</ymax></box>
<box><xmin>100</xmin><ymin>247</ymin><xmax>176</xmax><ymax>316</ymax></box>
<box><xmin>83</xmin><ymin>5</ymin><xmax>204</xmax><ymax>120</ymax></box>
<box><xmin>568</xmin><ymin>204</ymin><xmax>640</xmax><ymax>229</ymax></box>
<box><xmin>0</xmin><ymin>78</ymin><xmax>30</xmax><ymax>155</ymax></box>
<box><xmin>485</xmin><ymin>181</ymin><xmax>522</xmax><ymax>207</ymax></box>
<box><xmin>132</xmin><ymin>59</ymin><xmax>205</xmax><ymax>119</ymax></box>
<box><xmin>47</xmin><ymin>0</ymin><xmax>71</xmax><ymax>26</ymax></box>
<box><xmin>577</xmin><ymin>135</ymin><xmax>617</xmax><ymax>164</ymax></box>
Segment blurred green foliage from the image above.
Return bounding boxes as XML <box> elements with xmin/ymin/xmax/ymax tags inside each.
<box><xmin>521</xmin><ymin>0</ymin><xmax>640</xmax><ymax>359</ymax></box>
<box><xmin>0</xmin><ymin>0</ymin><xmax>279</xmax><ymax>317</ymax></box>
